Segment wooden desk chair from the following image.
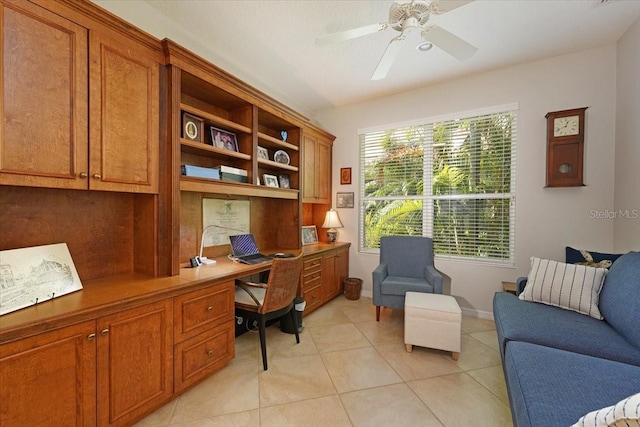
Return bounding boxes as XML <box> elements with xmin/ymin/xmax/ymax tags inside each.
<box><xmin>235</xmin><ymin>254</ymin><xmax>303</xmax><ymax>370</ymax></box>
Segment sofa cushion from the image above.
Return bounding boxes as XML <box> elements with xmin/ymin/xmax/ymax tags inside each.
<box><xmin>566</xmin><ymin>246</ymin><xmax>623</xmax><ymax>267</ymax></box>
<box><xmin>571</xmin><ymin>392</ymin><xmax>640</xmax><ymax>427</ymax></box>
<box><xmin>519</xmin><ymin>257</ymin><xmax>607</xmax><ymax>319</ymax></box>
<box><xmin>599</xmin><ymin>251</ymin><xmax>640</xmax><ymax>349</ymax></box>
<box><xmin>504</xmin><ymin>341</ymin><xmax>640</xmax><ymax>427</ymax></box>
<box><xmin>494</xmin><ymin>292</ymin><xmax>640</xmax><ymax>366</ymax></box>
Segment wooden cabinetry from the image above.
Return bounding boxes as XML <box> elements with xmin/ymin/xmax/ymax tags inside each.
<box><xmin>0</xmin><ymin>0</ymin><xmax>160</xmax><ymax>193</ymax></box>
<box><xmin>0</xmin><ymin>321</ymin><xmax>97</xmax><ymax>426</ymax></box>
<box><xmin>302</xmin><ymin>129</ymin><xmax>333</xmax><ymax>204</ymax></box>
<box><xmin>165</xmin><ymin>40</ymin><xmax>302</xmax><ymax>199</ymax></box>
<box><xmin>321</xmin><ymin>245</ymin><xmax>349</xmax><ymax>302</ymax></box>
<box><xmin>301</xmin><ymin>255</ymin><xmax>323</xmax><ymax>313</ymax></box>
<box><xmin>300</xmin><ymin>243</ymin><xmax>350</xmax><ymax>315</ymax></box>
<box><xmin>0</xmin><ymin>298</ymin><xmax>173</xmax><ymax>427</ymax></box>
<box><xmin>96</xmin><ymin>300</ymin><xmax>173</xmax><ymax>427</ymax></box>
<box><xmin>173</xmin><ymin>282</ymin><xmax>235</xmax><ymax>393</ymax></box>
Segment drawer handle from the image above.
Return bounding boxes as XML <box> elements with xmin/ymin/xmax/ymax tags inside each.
<box><xmin>207</xmin><ymin>306</ymin><xmax>213</xmax><ymax>312</ymax></box>
<box><xmin>206</xmin><ymin>350</ymin><xmax>213</xmax><ymax>357</ymax></box>
<box><xmin>100</xmin><ymin>328</ymin><xmax>109</xmax><ymax>336</ymax></box>
<box><xmin>79</xmin><ymin>172</ymin><xmax>88</xmax><ymax>179</ymax></box>
<box><xmin>87</xmin><ymin>333</ymin><xmax>96</xmax><ymax>341</ymax></box>
<box><xmin>93</xmin><ymin>173</ymin><xmax>102</xmax><ymax>180</ymax></box>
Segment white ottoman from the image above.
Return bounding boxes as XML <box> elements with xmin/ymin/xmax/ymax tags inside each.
<box><xmin>404</xmin><ymin>292</ymin><xmax>462</xmax><ymax>360</ymax></box>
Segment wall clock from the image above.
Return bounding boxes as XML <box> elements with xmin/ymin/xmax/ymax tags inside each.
<box><xmin>544</xmin><ymin>107</ymin><xmax>587</xmax><ymax>187</ymax></box>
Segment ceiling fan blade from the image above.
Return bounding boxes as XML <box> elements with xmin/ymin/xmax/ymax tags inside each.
<box><xmin>316</xmin><ymin>22</ymin><xmax>389</xmax><ymax>46</ymax></box>
<box><xmin>371</xmin><ymin>34</ymin><xmax>406</xmax><ymax>81</ymax></box>
<box><xmin>422</xmin><ymin>25</ymin><xmax>477</xmax><ymax>61</ymax></box>
<box><xmin>430</xmin><ymin>0</ymin><xmax>475</xmax><ymax>15</ymax></box>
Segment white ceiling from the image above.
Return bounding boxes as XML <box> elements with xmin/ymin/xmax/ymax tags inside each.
<box><xmin>97</xmin><ymin>0</ymin><xmax>640</xmax><ymax>116</ymax></box>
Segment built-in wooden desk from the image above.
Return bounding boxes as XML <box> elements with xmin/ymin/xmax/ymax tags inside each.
<box><xmin>0</xmin><ymin>241</ymin><xmax>350</xmax><ymax>426</ymax></box>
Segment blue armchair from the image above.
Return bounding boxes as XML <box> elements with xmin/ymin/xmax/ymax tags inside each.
<box><xmin>372</xmin><ymin>236</ymin><xmax>443</xmax><ymax>321</ymax></box>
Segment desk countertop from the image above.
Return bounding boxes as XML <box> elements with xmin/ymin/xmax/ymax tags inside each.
<box><xmin>0</xmin><ymin>242</ymin><xmax>350</xmax><ymax>343</ymax></box>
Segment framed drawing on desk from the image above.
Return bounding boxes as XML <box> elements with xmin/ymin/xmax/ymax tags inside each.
<box><xmin>301</xmin><ymin>225</ymin><xmax>318</xmax><ymax>245</ymax></box>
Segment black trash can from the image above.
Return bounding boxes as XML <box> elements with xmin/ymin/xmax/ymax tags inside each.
<box><xmin>281</xmin><ymin>297</ymin><xmax>305</xmax><ymax>334</ymax></box>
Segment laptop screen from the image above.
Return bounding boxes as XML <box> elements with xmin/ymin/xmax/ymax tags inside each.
<box><xmin>229</xmin><ymin>234</ymin><xmax>260</xmax><ymax>257</ymax></box>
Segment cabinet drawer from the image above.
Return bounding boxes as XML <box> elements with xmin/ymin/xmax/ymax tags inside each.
<box><xmin>303</xmin><ymin>286</ymin><xmax>322</xmax><ymax>314</ymax></box>
<box><xmin>174</xmin><ymin>320</ymin><xmax>234</xmax><ymax>393</ymax></box>
<box><xmin>303</xmin><ymin>256</ymin><xmax>322</xmax><ymax>272</ymax></box>
<box><xmin>174</xmin><ymin>281</ymin><xmax>234</xmax><ymax>342</ymax></box>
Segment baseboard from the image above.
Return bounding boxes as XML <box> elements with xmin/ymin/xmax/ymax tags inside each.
<box><xmin>461</xmin><ymin>307</ymin><xmax>494</xmax><ymax>321</ymax></box>
<box><xmin>357</xmin><ymin>290</ymin><xmax>494</xmax><ymax>321</ymax></box>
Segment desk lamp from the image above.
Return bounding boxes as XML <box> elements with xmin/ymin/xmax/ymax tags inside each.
<box><xmin>322</xmin><ymin>209</ymin><xmax>343</xmax><ymax>243</ymax></box>
<box><xmin>196</xmin><ymin>224</ymin><xmax>244</xmax><ymax>266</ymax></box>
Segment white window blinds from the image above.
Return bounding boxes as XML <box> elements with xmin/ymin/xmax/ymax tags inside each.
<box><xmin>360</xmin><ymin>106</ymin><xmax>517</xmax><ymax>264</ymax></box>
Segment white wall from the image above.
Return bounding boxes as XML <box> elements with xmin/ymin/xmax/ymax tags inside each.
<box><xmin>614</xmin><ymin>18</ymin><xmax>640</xmax><ymax>252</ymax></box>
<box><xmin>314</xmin><ymin>45</ymin><xmax>619</xmax><ymax>317</ymax></box>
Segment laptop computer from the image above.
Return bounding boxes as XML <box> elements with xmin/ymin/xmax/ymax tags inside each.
<box><xmin>229</xmin><ymin>234</ymin><xmax>273</xmax><ymax>265</ymax></box>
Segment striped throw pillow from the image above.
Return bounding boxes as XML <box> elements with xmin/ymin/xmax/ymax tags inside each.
<box><xmin>571</xmin><ymin>392</ymin><xmax>640</xmax><ymax>426</ymax></box>
<box><xmin>519</xmin><ymin>257</ymin><xmax>607</xmax><ymax>319</ymax></box>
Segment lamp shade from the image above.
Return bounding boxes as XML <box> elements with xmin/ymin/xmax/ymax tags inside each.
<box><xmin>322</xmin><ymin>209</ymin><xmax>344</xmax><ymax>229</ymax></box>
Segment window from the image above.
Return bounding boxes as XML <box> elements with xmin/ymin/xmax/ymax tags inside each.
<box><xmin>360</xmin><ymin>105</ymin><xmax>517</xmax><ymax>264</ymax></box>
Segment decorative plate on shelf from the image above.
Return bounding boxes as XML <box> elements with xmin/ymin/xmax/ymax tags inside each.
<box><xmin>273</xmin><ymin>150</ymin><xmax>290</xmax><ymax>165</ymax></box>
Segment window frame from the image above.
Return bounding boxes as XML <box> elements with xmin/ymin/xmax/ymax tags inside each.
<box><xmin>358</xmin><ymin>104</ymin><xmax>517</xmax><ymax>266</ymax></box>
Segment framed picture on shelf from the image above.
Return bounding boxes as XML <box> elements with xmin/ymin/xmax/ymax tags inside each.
<box><xmin>301</xmin><ymin>225</ymin><xmax>318</xmax><ymax>245</ymax></box>
<box><xmin>182</xmin><ymin>112</ymin><xmax>204</xmax><ymax>142</ymax></box>
<box><xmin>210</xmin><ymin>126</ymin><xmax>238</xmax><ymax>152</ymax></box>
<box><xmin>273</xmin><ymin>149</ymin><xmax>290</xmax><ymax>165</ymax></box>
<box><xmin>336</xmin><ymin>192</ymin><xmax>354</xmax><ymax>208</ymax></box>
<box><xmin>340</xmin><ymin>167</ymin><xmax>352</xmax><ymax>185</ymax></box>
<box><xmin>263</xmin><ymin>173</ymin><xmax>279</xmax><ymax>187</ymax></box>
<box><xmin>257</xmin><ymin>146</ymin><xmax>268</xmax><ymax>160</ymax></box>
<box><xmin>278</xmin><ymin>173</ymin><xmax>290</xmax><ymax>189</ymax></box>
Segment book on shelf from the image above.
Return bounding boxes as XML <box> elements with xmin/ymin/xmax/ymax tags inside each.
<box><xmin>219</xmin><ymin>172</ymin><xmax>248</xmax><ymax>183</ymax></box>
<box><xmin>181</xmin><ymin>165</ymin><xmax>220</xmax><ymax>180</ymax></box>
<box><xmin>215</xmin><ymin>165</ymin><xmax>248</xmax><ymax>183</ymax></box>
<box><xmin>216</xmin><ymin>165</ymin><xmax>248</xmax><ymax>177</ymax></box>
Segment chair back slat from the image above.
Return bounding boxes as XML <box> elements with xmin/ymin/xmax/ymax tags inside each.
<box><xmin>260</xmin><ymin>255</ymin><xmax>303</xmax><ymax>313</ymax></box>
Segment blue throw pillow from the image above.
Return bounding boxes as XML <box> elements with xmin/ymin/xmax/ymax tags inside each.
<box><xmin>565</xmin><ymin>246</ymin><xmax>623</xmax><ymax>267</ymax></box>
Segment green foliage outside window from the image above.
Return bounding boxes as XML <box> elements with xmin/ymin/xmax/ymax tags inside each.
<box><xmin>361</xmin><ymin>110</ymin><xmax>515</xmax><ymax>262</ymax></box>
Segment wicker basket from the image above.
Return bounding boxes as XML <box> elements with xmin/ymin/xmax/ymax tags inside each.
<box><xmin>343</xmin><ymin>278</ymin><xmax>362</xmax><ymax>300</ymax></box>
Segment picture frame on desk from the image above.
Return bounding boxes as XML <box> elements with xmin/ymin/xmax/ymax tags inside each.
<box><xmin>302</xmin><ymin>225</ymin><xmax>318</xmax><ymax>245</ymax></box>
<box><xmin>210</xmin><ymin>126</ymin><xmax>238</xmax><ymax>152</ymax></box>
<box><xmin>263</xmin><ymin>173</ymin><xmax>279</xmax><ymax>187</ymax></box>
<box><xmin>182</xmin><ymin>112</ymin><xmax>204</xmax><ymax>142</ymax></box>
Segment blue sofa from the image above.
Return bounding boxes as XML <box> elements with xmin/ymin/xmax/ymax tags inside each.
<box><xmin>493</xmin><ymin>251</ymin><xmax>640</xmax><ymax>427</ymax></box>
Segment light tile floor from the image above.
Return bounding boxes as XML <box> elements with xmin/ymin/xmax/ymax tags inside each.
<box><xmin>135</xmin><ymin>295</ymin><xmax>513</xmax><ymax>427</ymax></box>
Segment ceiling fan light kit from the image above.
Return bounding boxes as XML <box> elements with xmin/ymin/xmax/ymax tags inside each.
<box><xmin>317</xmin><ymin>0</ymin><xmax>477</xmax><ymax>80</ymax></box>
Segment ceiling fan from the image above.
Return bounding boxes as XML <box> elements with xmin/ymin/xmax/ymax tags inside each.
<box><xmin>316</xmin><ymin>0</ymin><xmax>477</xmax><ymax>80</ymax></box>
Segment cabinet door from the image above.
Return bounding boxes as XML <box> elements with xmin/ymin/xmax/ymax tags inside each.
<box><xmin>336</xmin><ymin>246</ymin><xmax>349</xmax><ymax>293</ymax></box>
<box><xmin>302</xmin><ymin>133</ymin><xmax>318</xmax><ymax>202</ymax></box>
<box><xmin>315</xmin><ymin>139</ymin><xmax>331</xmax><ymax>203</ymax></box>
<box><xmin>0</xmin><ymin>321</ymin><xmax>96</xmax><ymax>427</ymax></box>
<box><xmin>89</xmin><ymin>31</ymin><xmax>160</xmax><ymax>193</ymax></box>
<box><xmin>96</xmin><ymin>300</ymin><xmax>173</xmax><ymax>427</ymax></box>
<box><xmin>0</xmin><ymin>1</ymin><xmax>88</xmax><ymax>189</ymax></box>
<box><xmin>322</xmin><ymin>251</ymin><xmax>339</xmax><ymax>302</ymax></box>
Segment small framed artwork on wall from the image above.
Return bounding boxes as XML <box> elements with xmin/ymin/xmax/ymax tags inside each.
<box><xmin>340</xmin><ymin>167</ymin><xmax>352</xmax><ymax>185</ymax></box>
<box><xmin>336</xmin><ymin>192</ymin><xmax>354</xmax><ymax>208</ymax></box>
